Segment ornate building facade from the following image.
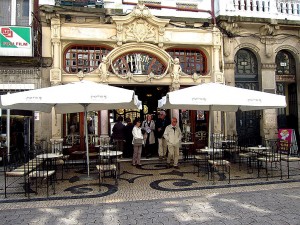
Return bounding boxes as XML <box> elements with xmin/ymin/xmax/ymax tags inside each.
<box><xmin>1</xmin><ymin>0</ymin><xmax>300</xmax><ymax>149</ymax></box>
<box><xmin>38</xmin><ymin>0</ymin><xmax>223</xmax><ymax>148</ymax></box>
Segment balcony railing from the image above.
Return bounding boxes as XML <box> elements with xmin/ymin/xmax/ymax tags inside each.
<box><xmin>218</xmin><ymin>0</ymin><xmax>300</xmax><ymax>21</ymax></box>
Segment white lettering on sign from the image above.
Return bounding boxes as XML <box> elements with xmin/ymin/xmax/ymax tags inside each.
<box><xmin>192</xmin><ymin>97</ymin><xmax>207</xmax><ymax>103</ymax></box>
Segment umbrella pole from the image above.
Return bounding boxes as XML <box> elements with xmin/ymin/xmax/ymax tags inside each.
<box><xmin>208</xmin><ymin>106</ymin><xmax>212</xmax><ymax>148</ymax></box>
<box><xmin>84</xmin><ymin>106</ymin><xmax>90</xmax><ymax>177</ymax></box>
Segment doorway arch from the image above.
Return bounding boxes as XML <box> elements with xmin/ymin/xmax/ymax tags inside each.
<box><xmin>234</xmin><ymin>48</ymin><xmax>261</xmax><ymax>144</ymax></box>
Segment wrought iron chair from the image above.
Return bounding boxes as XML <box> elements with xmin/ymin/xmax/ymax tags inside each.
<box><xmin>207</xmin><ymin>135</ymin><xmax>231</xmax><ymax>184</ymax></box>
<box><xmin>257</xmin><ymin>139</ymin><xmax>282</xmax><ymax>180</ymax></box>
<box><xmin>96</xmin><ymin>144</ymin><xmax>119</xmax><ymax>191</ymax></box>
<box><xmin>28</xmin><ymin>149</ymin><xmax>56</xmax><ymax>198</ymax></box>
<box><xmin>279</xmin><ymin>140</ymin><xmax>300</xmax><ymax>179</ymax></box>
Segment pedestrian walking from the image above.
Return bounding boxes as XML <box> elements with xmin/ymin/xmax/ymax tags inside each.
<box><xmin>155</xmin><ymin>110</ymin><xmax>170</xmax><ymax>159</ymax></box>
<box><xmin>163</xmin><ymin>117</ymin><xmax>182</xmax><ymax>169</ymax></box>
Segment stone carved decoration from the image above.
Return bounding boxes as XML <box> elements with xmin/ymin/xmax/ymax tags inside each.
<box><xmin>170</xmin><ymin>83</ymin><xmax>180</xmax><ymax>92</ymax></box>
<box><xmin>191</xmin><ymin>73</ymin><xmax>201</xmax><ymax>82</ymax></box>
<box><xmin>113</xmin><ymin>57</ymin><xmax>171</xmax><ymax>83</ymax></box>
<box><xmin>76</xmin><ymin>71</ymin><xmax>85</xmax><ymax>81</ymax></box>
<box><xmin>98</xmin><ymin>56</ymin><xmax>110</xmax><ymax>83</ymax></box>
<box><xmin>51</xmin><ymin>18</ymin><xmax>61</xmax><ymax>39</ymax></box>
<box><xmin>125</xmin><ymin>19</ymin><xmax>156</xmax><ymax>43</ymax></box>
<box><xmin>259</xmin><ymin>24</ymin><xmax>279</xmax><ymax>36</ymax></box>
<box><xmin>50</xmin><ymin>68</ymin><xmax>61</xmax><ymax>85</ymax></box>
<box><xmin>260</xmin><ymin>37</ymin><xmax>276</xmax><ymax>58</ymax></box>
<box><xmin>170</xmin><ymin>58</ymin><xmax>182</xmax><ymax>84</ymax></box>
<box><xmin>235</xmin><ymin>43</ymin><xmax>260</xmax><ymax>53</ymax></box>
<box><xmin>112</xmin><ymin>2</ymin><xmax>169</xmax><ymax>47</ymax></box>
<box><xmin>219</xmin><ymin>22</ymin><xmax>240</xmax><ymax>37</ymax></box>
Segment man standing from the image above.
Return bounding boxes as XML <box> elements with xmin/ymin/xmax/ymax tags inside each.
<box><xmin>163</xmin><ymin>117</ymin><xmax>182</xmax><ymax>169</ymax></box>
<box><xmin>155</xmin><ymin>111</ymin><xmax>170</xmax><ymax>159</ymax></box>
<box><xmin>112</xmin><ymin>116</ymin><xmax>125</xmax><ymax>153</ymax></box>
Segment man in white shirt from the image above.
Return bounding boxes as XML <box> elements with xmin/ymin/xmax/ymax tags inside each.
<box><xmin>163</xmin><ymin>117</ymin><xmax>182</xmax><ymax>169</ymax></box>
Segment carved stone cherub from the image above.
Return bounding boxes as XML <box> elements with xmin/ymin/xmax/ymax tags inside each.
<box><xmin>98</xmin><ymin>56</ymin><xmax>110</xmax><ymax>82</ymax></box>
<box><xmin>171</xmin><ymin>57</ymin><xmax>182</xmax><ymax>84</ymax></box>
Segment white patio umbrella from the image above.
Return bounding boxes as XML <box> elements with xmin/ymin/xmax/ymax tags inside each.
<box><xmin>158</xmin><ymin>82</ymin><xmax>286</xmax><ymax>147</ymax></box>
<box><xmin>1</xmin><ymin>80</ymin><xmax>142</xmax><ymax>177</ymax></box>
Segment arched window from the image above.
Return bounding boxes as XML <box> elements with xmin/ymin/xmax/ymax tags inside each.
<box><xmin>166</xmin><ymin>48</ymin><xmax>207</xmax><ymax>75</ymax></box>
<box><xmin>276</xmin><ymin>50</ymin><xmax>296</xmax><ymax>75</ymax></box>
<box><xmin>63</xmin><ymin>45</ymin><xmax>111</xmax><ymax>74</ymax></box>
<box><xmin>111</xmin><ymin>52</ymin><xmax>166</xmax><ymax>75</ymax></box>
<box><xmin>235</xmin><ymin>49</ymin><xmax>258</xmax><ymax>82</ymax></box>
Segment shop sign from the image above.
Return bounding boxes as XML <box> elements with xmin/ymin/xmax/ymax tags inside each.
<box><xmin>275</xmin><ymin>75</ymin><xmax>295</xmax><ymax>83</ymax></box>
<box><xmin>0</xmin><ymin>26</ymin><xmax>32</xmax><ymax>56</ymax></box>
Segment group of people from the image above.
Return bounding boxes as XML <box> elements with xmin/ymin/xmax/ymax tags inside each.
<box><xmin>111</xmin><ymin>111</ymin><xmax>182</xmax><ymax>169</ymax></box>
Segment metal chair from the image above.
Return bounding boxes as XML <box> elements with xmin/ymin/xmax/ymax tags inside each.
<box><xmin>28</xmin><ymin>150</ymin><xmax>56</xmax><ymax>198</ymax></box>
<box><xmin>96</xmin><ymin>145</ymin><xmax>119</xmax><ymax>191</ymax></box>
<box><xmin>279</xmin><ymin>140</ymin><xmax>300</xmax><ymax>179</ymax></box>
<box><xmin>207</xmin><ymin>135</ymin><xmax>231</xmax><ymax>184</ymax></box>
<box><xmin>257</xmin><ymin>139</ymin><xmax>282</xmax><ymax>180</ymax></box>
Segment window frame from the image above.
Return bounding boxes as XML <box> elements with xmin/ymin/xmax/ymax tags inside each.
<box><xmin>166</xmin><ymin>48</ymin><xmax>208</xmax><ymax>75</ymax></box>
<box><xmin>63</xmin><ymin>45</ymin><xmax>112</xmax><ymax>74</ymax></box>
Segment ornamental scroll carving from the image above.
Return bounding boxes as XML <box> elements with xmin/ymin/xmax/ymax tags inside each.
<box><xmin>112</xmin><ymin>2</ymin><xmax>169</xmax><ymax>47</ymax></box>
<box><xmin>125</xmin><ymin>19</ymin><xmax>156</xmax><ymax>43</ymax></box>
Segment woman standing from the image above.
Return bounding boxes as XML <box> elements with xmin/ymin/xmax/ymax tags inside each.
<box><xmin>141</xmin><ymin>114</ymin><xmax>156</xmax><ymax>158</ymax></box>
<box><xmin>132</xmin><ymin>119</ymin><xmax>144</xmax><ymax>168</ymax></box>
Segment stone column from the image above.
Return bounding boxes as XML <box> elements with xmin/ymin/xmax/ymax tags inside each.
<box><xmin>170</xmin><ymin>84</ymin><xmax>180</xmax><ymax>121</ymax></box>
<box><xmin>224</xmin><ymin>62</ymin><xmax>237</xmax><ymax>136</ymax></box>
<box><xmin>50</xmin><ymin>18</ymin><xmax>61</xmax><ymax>85</ymax></box>
<box><xmin>51</xmin><ymin>108</ymin><xmax>63</xmax><ymax>148</ymax></box>
<box><xmin>261</xmin><ymin>63</ymin><xmax>278</xmax><ymax>140</ymax></box>
<box><xmin>100</xmin><ymin>110</ymin><xmax>109</xmax><ymax>137</ymax></box>
<box><xmin>212</xmin><ymin>27</ymin><xmax>224</xmax><ymax>83</ymax></box>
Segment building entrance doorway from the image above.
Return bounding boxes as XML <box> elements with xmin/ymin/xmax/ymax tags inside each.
<box><xmin>114</xmin><ymin>85</ymin><xmax>169</xmax><ymax>122</ymax></box>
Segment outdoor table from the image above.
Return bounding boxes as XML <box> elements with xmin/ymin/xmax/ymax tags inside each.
<box><xmin>36</xmin><ymin>153</ymin><xmax>63</xmax><ymax>160</ymax></box>
<box><xmin>247</xmin><ymin>146</ymin><xmax>270</xmax><ymax>155</ymax></box>
<box><xmin>36</xmin><ymin>153</ymin><xmax>63</xmax><ymax>172</ymax></box>
<box><xmin>199</xmin><ymin>148</ymin><xmax>223</xmax><ymax>159</ymax></box>
<box><xmin>99</xmin><ymin>145</ymin><xmax>114</xmax><ymax>152</ymax></box>
<box><xmin>99</xmin><ymin>150</ymin><xmax>123</xmax><ymax>157</ymax></box>
<box><xmin>221</xmin><ymin>140</ymin><xmax>236</xmax><ymax>147</ymax></box>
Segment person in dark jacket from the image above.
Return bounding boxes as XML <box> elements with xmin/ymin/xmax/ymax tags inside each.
<box><xmin>124</xmin><ymin>118</ymin><xmax>134</xmax><ymax>158</ymax></box>
<box><xmin>155</xmin><ymin>111</ymin><xmax>171</xmax><ymax>159</ymax></box>
<box><xmin>112</xmin><ymin>116</ymin><xmax>125</xmax><ymax>153</ymax></box>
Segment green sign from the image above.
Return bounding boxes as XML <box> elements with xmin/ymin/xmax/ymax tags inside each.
<box><xmin>0</xmin><ymin>26</ymin><xmax>31</xmax><ymax>48</ymax></box>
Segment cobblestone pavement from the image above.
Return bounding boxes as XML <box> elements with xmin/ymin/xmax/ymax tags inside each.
<box><xmin>1</xmin><ymin>158</ymin><xmax>300</xmax><ymax>224</ymax></box>
<box><xmin>1</xmin><ymin>181</ymin><xmax>300</xmax><ymax>225</ymax></box>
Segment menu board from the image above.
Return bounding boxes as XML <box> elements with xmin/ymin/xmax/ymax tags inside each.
<box><xmin>278</xmin><ymin>129</ymin><xmax>298</xmax><ymax>155</ymax></box>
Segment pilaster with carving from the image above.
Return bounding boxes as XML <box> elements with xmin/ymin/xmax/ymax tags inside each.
<box><xmin>212</xmin><ymin>27</ymin><xmax>224</xmax><ymax>83</ymax></box>
<box><xmin>169</xmin><ymin>84</ymin><xmax>180</xmax><ymax>122</ymax></box>
<box><xmin>50</xmin><ymin>18</ymin><xmax>62</xmax><ymax>85</ymax></box>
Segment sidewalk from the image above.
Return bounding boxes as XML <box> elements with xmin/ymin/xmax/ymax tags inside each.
<box><xmin>1</xmin><ymin>157</ymin><xmax>300</xmax><ymax>204</ymax></box>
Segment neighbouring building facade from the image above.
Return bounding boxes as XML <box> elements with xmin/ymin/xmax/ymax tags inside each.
<box><xmin>1</xmin><ymin>0</ymin><xmax>300</xmax><ymax>150</ymax></box>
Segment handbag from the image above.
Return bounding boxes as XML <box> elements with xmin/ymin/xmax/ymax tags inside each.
<box><xmin>133</xmin><ymin>138</ymin><xmax>143</xmax><ymax>146</ymax></box>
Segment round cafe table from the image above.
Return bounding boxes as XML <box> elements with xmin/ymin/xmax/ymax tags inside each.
<box><xmin>36</xmin><ymin>153</ymin><xmax>63</xmax><ymax>170</ymax></box>
<box><xmin>99</xmin><ymin>150</ymin><xmax>123</xmax><ymax>157</ymax></box>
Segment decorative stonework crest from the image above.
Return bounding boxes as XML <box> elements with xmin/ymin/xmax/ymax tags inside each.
<box><xmin>125</xmin><ymin>19</ymin><xmax>156</xmax><ymax>42</ymax></box>
<box><xmin>112</xmin><ymin>2</ymin><xmax>169</xmax><ymax>47</ymax></box>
